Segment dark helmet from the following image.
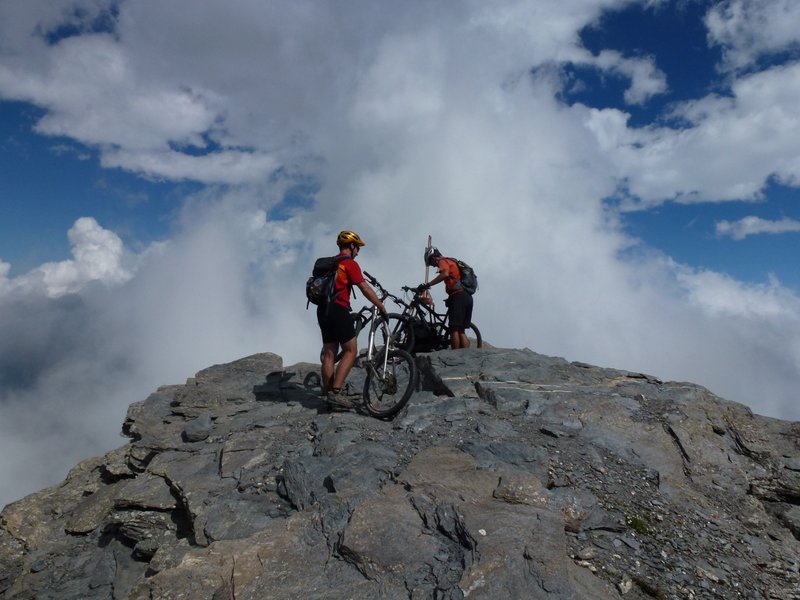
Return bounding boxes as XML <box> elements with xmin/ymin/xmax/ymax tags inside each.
<box><xmin>424</xmin><ymin>246</ymin><xmax>441</xmax><ymax>267</ymax></box>
<box><xmin>337</xmin><ymin>230</ymin><xmax>365</xmax><ymax>247</ymax></box>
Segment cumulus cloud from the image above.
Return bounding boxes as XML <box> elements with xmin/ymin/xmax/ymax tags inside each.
<box><xmin>101</xmin><ymin>148</ymin><xmax>278</xmax><ymax>184</ymax></box>
<box><xmin>588</xmin><ymin>61</ymin><xmax>800</xmax><ymax>206</ymax></box>
<box><xmin>4</xmin><ymin>217</ymin><xmax>134</xmax><ymax>297</ymax></box>
<box><xmin>676</xmin><ymin>266</ymin><xmax>800</xmax><ymax>319</ymax></box>
<box><xmin>0</xmin><ymin>260</ymin><xmax>10</xmax><ymax>290</ymax></box>
<box><xmin>590</xmin><ymin>50</ymin><xmax>668</xmax><ymax>104</ymax></box>
<box><xmin>716</xmin><ymin>215</ymin><xmax>800</xmax><ymax>239</ymax></box>
<box><xmin>706</xmin><ymin>0</ymin><xmax>800</xmax><ymax>71</ymax></box>
<box><xmin>1</xmin><ymin>0</ymin><xmax>800</xmax><ymax>510</ymax></box>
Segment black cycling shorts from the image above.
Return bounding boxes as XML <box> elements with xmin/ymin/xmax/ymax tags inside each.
<box><xmin>317</xmin><ymin>302</ymin><xmax>356</xmax><ymax>344</ymax></box>
<box><xmin>447</xmin><ymin>291</ymin><xmax>473</xmax><ymax>331</ymax></box>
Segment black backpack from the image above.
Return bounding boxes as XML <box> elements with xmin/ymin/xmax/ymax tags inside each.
<box><xmin>450</xmin><ymin>258</ymin><xmax>478</xmax><ymax>295</ymax></box>
<box><xmin>306</xmin><ymin>255</ymin><xmax>348</xmax><ymax>308</ymax></box>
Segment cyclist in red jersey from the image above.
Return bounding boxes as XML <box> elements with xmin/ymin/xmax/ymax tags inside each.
<box><xmin>418</xmin><ymin>246</ymin><xmax>474</xmax><ymax>349</ymax></box>
<box><xmin>317</xmin><ymin>230</ymin><xmax>386</xmax><ymax>407</ymax></box>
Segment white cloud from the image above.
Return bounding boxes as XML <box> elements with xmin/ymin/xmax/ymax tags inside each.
<box><xmin>101</xmin><ymin>148</ymin><xmax>278</xmax><ymax>184</ymax></box>
<box><xmin>1</xmin><ymin>0</ymin><xmax>800</xmax><ymax>511</ymax></box>
<box><xmin>0</xmin><ymin>0</ymin><xmax>654</xmax><ymax>185</ymax></box>
<box><xmin>706</xmin><ymin>0</ymin><xmax>800</xmax><ymax>71</ymax></box>
<box><xmin>0</xmin><ymin>33</ymin><xmax>218</xmax><ymax>149</ymax></box>
<box><xmin>5</xmin><ymin>217</ymin><xmax>134</xmax><ymax>297</ymax></box>
<box><xmin>588</xmin><ymin>61</ymin><xmax>800</xmax><ymax>206</ymax></box>
<box><xmin>716</xmin><ymin>215</ymin><xmax>800</xmax><ymax>239</ymax></box>
<box><xmin>590</xmin><ymin>50</ymin><xmax>668</xmax><ymax>104</ymax></box>
<box><xmin>0</xmin><ymin>0</ymin><xmax>117</xmax><ymax>57</ymax></box>
<box><xmin>351</xmin><ymin>31</ymin><xmax>446</xmax><ymax>129</ymax></box>
<box><xmin>0</xmin><ymin>261</ymin><xmax>10</xmax><ymax>295</ymax></box>
<box><xmin>676</xmin><ymin>266</ymin><xmax>800</xmax><ymax>319</ymax></box>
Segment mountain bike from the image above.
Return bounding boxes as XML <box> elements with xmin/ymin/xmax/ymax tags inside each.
<box><xmin>312</xmin><ymin>272</ymin><xmax>414</xmax><ymax>359</ymax></box>
<box><xmin>359</xmin><ymin>304</ymin><xmax>418</xmax><ymax>418</ymax></box>
<box><xmin>393</xmin><ymin>286</ymin><xmax>482</xmax><ymax>353</ymax></box>
<box><xmin>304</xmin><ymin>274</ymin><xmax>417</xmax><ymax>418</ymax></box>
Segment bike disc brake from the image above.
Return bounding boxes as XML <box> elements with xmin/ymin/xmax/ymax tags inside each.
<box><xmin>382</xmin><ymin>373</ymin><xmax>397</xmax><ymax>395</ymax></box>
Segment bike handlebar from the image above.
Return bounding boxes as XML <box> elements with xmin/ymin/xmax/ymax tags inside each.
<box><xmin>363</xmin><ymin>271</ymin><xmax>386</xmax><ymax>295</ymax></box>
<box><xmin>363</xmin><ymin>271</ymin><xmax>405</xmax><ymax>305</ymax></box>
<box><xmin>399</xmin><ymin>285</ymin><xmax>432</xmax><ymax>309</ymax></box>
<box><xmin>401</xmin><ymin>285</ymin><xmax>427</xmax><ymax>295</ymax></box>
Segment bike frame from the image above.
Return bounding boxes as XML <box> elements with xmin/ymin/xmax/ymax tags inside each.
<box><xmin>415</xmin><ymin>298</ymin><xmax>449</xmax><ymax>335</ymax></box>
<box><xmin>363</xmin><ymin>305</ymin><xmax>390</xmax><ymax>374</ymax></box>
<box><xmin>398</xmin><ymin>287</ymin><xmax>453</xmax><ymax>349</ymax></box>
<box><xmin>352</xmin><ymin>272</ymin><xmax>404</xmax><ymax>331</ymax></box>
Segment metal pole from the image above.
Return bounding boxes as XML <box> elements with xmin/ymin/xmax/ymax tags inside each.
<box><xmin>423</xmin><ymin>235</ymin><xmax>433</xmax><ymax>307</ymax></box>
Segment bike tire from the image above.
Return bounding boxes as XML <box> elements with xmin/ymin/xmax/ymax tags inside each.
<box><xmin>468</xmin><ymin>323</ymin><xmax>482</xmax><ymax>348</ymax></box>
<box><xmin>443</xmin><ymin>322</ymin><xmax>483</xmax><ymax>349</ymax></box>
<box><xmin>362</xmin><ymin>348</ymin><xmax>417</xmax><ymax>419</ymax></box>
<box><xmin>303</xmin><ymin>371</ymin><xmax>321</xmax><ymax>391</ymax></box>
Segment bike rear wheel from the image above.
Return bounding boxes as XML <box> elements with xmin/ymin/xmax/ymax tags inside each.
<box><xmin>467</xmin><ymin>323</ymin><xmax>482</xmax><ymax>348</ymax></box>
<box><xmin>444</xmin><ymin>322</ymin><xmax>482</xmax><ymax>348</ymax></box>
<box><xmin>363</xmin><ymin>348</ymin><xmax>417</xmax><ymax>419</ymax></box>
<box><xmin>354</xmin><ymin>312</ymin><xmax>414</xmax><ymax>352</ymax></box>
<box><xmin>377</xmin><ymin>313</ymin><xmax>415</xmax><ymax>353</ymax></box>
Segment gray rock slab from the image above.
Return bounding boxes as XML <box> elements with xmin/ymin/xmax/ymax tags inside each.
<box><xmin>127</xmin><ymin>512</ymin><xmax>387</xmax><ymax>600</ymax></box>
<box><xmin>113</xmin><ymin>473</ymin><xmax>176</xmax><ymax>511</ymax></box>
<box><xmin>3</xmin><ymin>346</ymin><xmax>800</xmax><ymax>600</ymax></box>
<box><xmin>461</xmin><ymin>440</ymin><xmax>549</xmax><ymax>479</ymax></box>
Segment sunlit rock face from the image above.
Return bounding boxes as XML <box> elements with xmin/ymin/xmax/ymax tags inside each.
<box><xmin>1</xmin><ymin>347</ymin><xmax>798</xmax><ymax>599</ymax></box>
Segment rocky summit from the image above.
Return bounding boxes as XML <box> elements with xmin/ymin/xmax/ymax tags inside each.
<box><xmin>1</xmin><ymin>347</ymin><xmax>799</xmax><ymax>599</ymax></box>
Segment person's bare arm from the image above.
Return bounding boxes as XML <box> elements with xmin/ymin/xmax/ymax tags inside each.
<box><xmin>423</xmin><ymin>263</ymin><xmax>451</xmax><ymax>289</ymax></box>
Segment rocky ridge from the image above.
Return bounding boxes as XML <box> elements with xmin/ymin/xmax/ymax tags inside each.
<box><xmin>1</xmin><ymin>347</ymin><xmax>799</xmax><ymax>599</ymax></box>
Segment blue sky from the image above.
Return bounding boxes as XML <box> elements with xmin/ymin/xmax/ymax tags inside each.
<box><xmin>0</xmin><ymin>100</ymin><xmax>195</xmax><ymax>274</ymax></box>
<box><xmin>570</xmin><ymin>0</ymin><xmax>800</xmax><ymax>291</ymax></box>
<box><xmin>2</xmin><ymin>0</ymin><xmax>800</xmax><ymax>507</ymax></box>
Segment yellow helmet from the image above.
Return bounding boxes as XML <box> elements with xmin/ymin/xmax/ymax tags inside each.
<box><xmin>337</xmin><ymin>230</ymin><xmax>365</xmax><ymax>247</ymax></box>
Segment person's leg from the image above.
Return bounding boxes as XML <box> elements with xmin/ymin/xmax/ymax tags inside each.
<box><xmin>448</xmin><ymin>293</ymin><xmax>470</xmax><ymax>349</ymax></box>
<box><xmin>318</xmin><ymin>304</ymin><xmax>338</xmax><ymax>393</ymax></box>
<box><xmin>458</xmin><ymin>294</ymin><xmax>473</xmax><ymax>348</ymax></box>
<box><xmin>449</xmin><ymin>327</ymin><xmax>460</xmax><ymax>349</ymax></box>
<box><xmin>449</xmin><ymin>327</ymin><xmax>468</xmax><ymax>349</ymax></box>
<box><xmin>321</xmin><ymin>302</ymin><xmax>358</xmax><ymax>393</ymax></box>
<box><xmin>332</xmin><ymin>336</ymin><xmax>358</xmax><ymax>389</ymax></box>
<box><xmin>320</xmin><ymin>342</ymin><xmax>338</xmax><ymax>393</ymax></box>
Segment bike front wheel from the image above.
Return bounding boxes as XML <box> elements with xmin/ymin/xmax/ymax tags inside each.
<box><xmin>363</xmin><ymin>348</ymin><xmax>417</xmax><ymax>419</ymax></box>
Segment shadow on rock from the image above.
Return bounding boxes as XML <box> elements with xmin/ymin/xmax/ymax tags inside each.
<box><xmin>253</xmin><ymin>369</ymin><xmax>327</xmax><ymax>412</ymax></box>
